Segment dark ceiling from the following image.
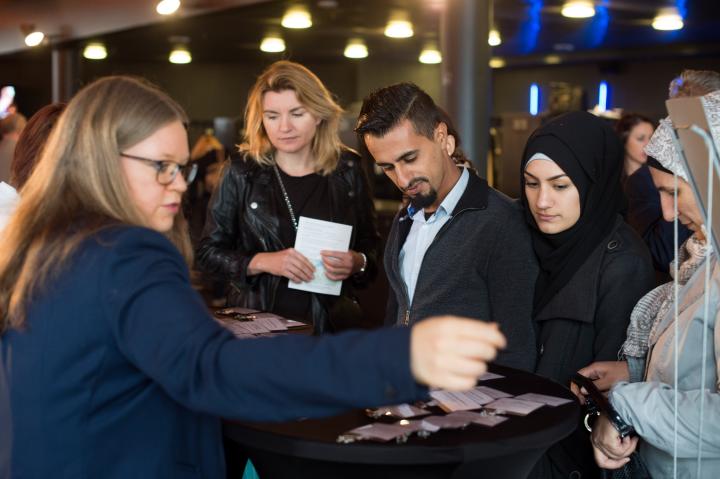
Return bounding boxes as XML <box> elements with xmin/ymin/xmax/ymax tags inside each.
<box><xmin>8</xmin><ymin>0</ymin><xmax>717</xmax><ymax>67</ymax></box>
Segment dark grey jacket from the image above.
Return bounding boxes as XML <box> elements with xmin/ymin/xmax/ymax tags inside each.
<box><xmin>384</xmin><ymin>173</ymin><xmax>538</xmax><ymax>371</ymax></box>
<box><xmin>531</xmin><ymin>216</ymin><xmax>655</xmax><ymax>479</ymax></box>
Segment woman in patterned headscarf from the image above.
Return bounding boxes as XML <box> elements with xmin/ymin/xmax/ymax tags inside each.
<box><xmin>581</xmin><ymin>87</ymin><xmax>720</xmax><ymax>479</ymax></box>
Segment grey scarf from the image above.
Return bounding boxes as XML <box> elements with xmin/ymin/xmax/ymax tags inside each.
<box><xmin>622</xmin><ymin>234</ymin><xmax>708</xmax><ymax>358</ymax></box>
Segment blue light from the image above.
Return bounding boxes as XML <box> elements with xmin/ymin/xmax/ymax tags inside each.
<box><xmin>530</xmin><ymin>83</ymin><xmax>539</xmax><ymax>116</ymax></box>
<box><xmin>676</xmin><ymin>0</ymin><xmax>687</xmax><ymax>18</ymax></box>
<box><xmin>519</xmin><ymin>0</ymin><xmax>542</xmax><ymax>53</ymax></box>
<box><xmin>588</xmin><ymin>3</ymin><xmax>609</xmax><ymax>48</ymax></box>
<box><xmin>598</xmin><ymin>81</ymin><xmax>609</xmax><ymax>112</ymax></box>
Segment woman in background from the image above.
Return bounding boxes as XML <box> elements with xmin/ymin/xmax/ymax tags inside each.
<box><xmin>198</xmin><ymin>60</ymin><xmax>379</xmax><ymax>333</ymax></box>
<box><xmin>0</xmin><ymin>102</ymin><xmax>65</xmax><ymax>229</ymax></box>
<box><xmin>616</xmin><ymin>113</ymin><xmax>654</xmax><ymax>182</ymax></box>
<box><xmin>622</xmin><ymin>70</ymin><xmax>720</xmax><ymax>278</ymax></box>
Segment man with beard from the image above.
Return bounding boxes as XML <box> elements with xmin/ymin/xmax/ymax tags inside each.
<box><xmin>356</xmin><ymin>83</ymin><xmax>537</xmax><ymax>370</ymax></box>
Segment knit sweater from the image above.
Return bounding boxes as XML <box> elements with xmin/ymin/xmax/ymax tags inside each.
<box><xmin>384</xmin><ymin>172</ymin><xmax>538</xmax><ymax>371</ymax></box>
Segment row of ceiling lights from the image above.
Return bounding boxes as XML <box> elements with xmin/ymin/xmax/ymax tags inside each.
<box><xmin>21</xmin><ymin>0</ymin><xmax>686</xmax><ymax>64</ymax></box>
<box><xmin>561</xmin><ymin>1</ymin><xmax>684</xmax><ymax>30</ymax></box>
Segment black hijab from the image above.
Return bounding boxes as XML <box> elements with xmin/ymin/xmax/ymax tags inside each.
<box><xmin>520</xmin><ymin>111</ymin><xmax>625</xmax><ymax>315</ymax></box>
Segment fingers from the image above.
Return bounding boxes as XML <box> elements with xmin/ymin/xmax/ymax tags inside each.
<box><xmin>577</xmin><ymin>361</ymin><xmax>629</xmax><ymax>393</ymax></box>
<box><xmin>283</xmin><ymin>249</ymin><xmax>315</xmax><ymax>282</ymax></box>
<box><xmin>454</xmin><ymin>318</ymin><xmax>506</xmax><ymax>349</ymax></box>
<box><xmin>321</xmin><ymin>251</ymin><xmax>354</xmax><ymax>281</ymax></box>
<box><xmin>569</xmin><ymin>382</ymin><xmax>586</xmax><ymax>403</ymax></box>
<box><xmin>577</xmin><ymin>363</ymin><xmax>605</xmax><ymax>381</ymax></box>
<box><xmin>409</xmin><ymin>316</ymin><xmax>507</xmax><ymax>390</ymax></box>
<box><xmin>592</xmin><ymin>445</ymin><xmax>631</xmax><ymax>470</ymax></box>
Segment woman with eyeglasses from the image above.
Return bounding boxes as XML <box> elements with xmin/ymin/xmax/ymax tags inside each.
<box><xmin>0</xmin><ymin>75</ymin><xmax>508</xmax><ymax>478</ymax></box>
<box><xmin>197</xmin><ymin>61</ymin><xmax>379</xmax><ymax>334</ymax></box>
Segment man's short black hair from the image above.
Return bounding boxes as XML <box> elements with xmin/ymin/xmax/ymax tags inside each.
<box><xmin>355</xmin><ymin>82</ymin><xmax>442</xmax><ymax>144</ymax></box>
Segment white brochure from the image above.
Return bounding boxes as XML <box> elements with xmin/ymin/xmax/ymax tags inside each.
<box><xmin>484</xmin><ymin>397</ymin><xmax>544</xmax><ymax>416</ymax></box>
<box><xmin>289</xmin><ymin>216</ymin><xmax>353</xmax><ymax>296</ymax></box>
<box><xmin>513</xmin><ymin>393</ymin><xmax>574</xmax><ymax>407</ymax></box>
<box><xmin>430</xmin><ymin>388</ymin><xmax>495</xmax><ymax>412</ymax></box>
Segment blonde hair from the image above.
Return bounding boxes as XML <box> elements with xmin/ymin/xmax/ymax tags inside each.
<box><xmin>240</xmin><ymin>61</ymin><xmax>343</xmax><ymax>175</ymax></box>
<box><xmin>0</xmin><ymin>75</ymin><xmax>192</xmax><ymax>332</ymax></box>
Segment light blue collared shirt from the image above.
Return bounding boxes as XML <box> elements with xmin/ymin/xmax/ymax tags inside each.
<box><xmin>399</xmin><ymin>167</ymin><xmax>469</xmax><ymax>304</ymax></box>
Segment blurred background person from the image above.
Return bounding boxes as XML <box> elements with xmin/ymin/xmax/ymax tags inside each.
<box><xmin>0</xmin><ymin>103</ymin><xmax>64</xmax><ymax>230</ymax></box>
<box><xmin>616</xmin><ymin>113</ymin><xmax>654</xmax><ymax>182</ymax></box>
<box><xmin>197</xmin><ymin>61</ymin><xmax>380</xmax><ymax>334</ymax></box>
<box><xmin>185</xmin><ymin>128</ymin><xmax>225</xmax><ymax>246</ymax></box>
<box><xmin>623</xmin><ymin>70</ymin><xmax>720</xmax><ymax>282</ymax></box>
<box><xmin>0</xmin><ymin>112</ymin><xmax>26</xmax><ymax>183</ymax></box>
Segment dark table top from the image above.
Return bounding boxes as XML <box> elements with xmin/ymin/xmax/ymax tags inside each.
<box><xmin>224</xmin><ymin>364</ymin><xmax>580</xmax><ymax>466</ymax></box>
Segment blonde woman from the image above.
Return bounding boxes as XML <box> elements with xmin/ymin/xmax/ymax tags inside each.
<box><xmin>0</xmin><ymin>75</ymin><xmax>509</xmax><ymax>477</ymax></box>
<box><xmin>198</xmin><ymin>61</ymin><xmax>379</xmax><ymax>333</ymax></box>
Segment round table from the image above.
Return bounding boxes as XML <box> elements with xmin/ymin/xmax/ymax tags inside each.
<box><xmin>224</xmin><ymin>364</ymin><xmax>581</xmax><ymax>479</ymax></box>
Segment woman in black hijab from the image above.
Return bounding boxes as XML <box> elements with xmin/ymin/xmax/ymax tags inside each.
<box><xmin>521</xmin><ymin>111</ymin><xmax>655</xmax><ymax>479</ymax></box>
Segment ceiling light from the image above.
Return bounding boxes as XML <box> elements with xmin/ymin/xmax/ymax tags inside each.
<box><xmin>561</xmin><ymin>1</ymin><xmax>595</xmax><ymax>19</ymax></box>
<box><xmin>544</xmin><ymin>54</ymin><xmax>562</xmax><ymax>64</ymax></box>
<box><xmin>553</xmin><ymin>43</ymin><xmax>575</xmax><ymax>52</ymax></box>
<box><xmin>282</xmin><ymin>6</ymin><xmax>312</xmax><ymax>29</ymax></box>
<box><xmin>344</xmin><ymin>38</ymin><xmax>368</xmax><ymax>59</ymax></box>
<box><xmin>488</xmin><ymin>29</ymin><xmax>502</xmax><ymax>46</ymax></box>
<box><xmin>169</xmin><ymin>46</ymin><xmax>191</xmax><ymax>64</ymax></box>
<box><xmin>83</xmin><ymin>43</ymin><xmax>107</xmax><ymax>60</ymax></box>
<box><xmin>156</xmin><ymin>0</ymin><xmax>180</xmax><ymax>15</ymax></box>
<box><xmin>24</xmin><ymin>30</ymin><xmax>45</xmax><ymax>47</ymax></box>
<box><xmin>418</xmin><ymin>43</ymin><xmax>442</xmax><ymax>64</ymax></box>
<box><xmin>652</xmin><ymin>7</ymin><xmax>684</xmax><ymax>31</ymax></box>
<box><xmin>384</xmin><ymin>11</ymin><xmax>414</xmax><ymax>38</ymax></box>
<box><xmin>489</xmin><ymin>57</ymin><xmax>506</xmax><ymax>69</ymax></box>
<box><xmin>260</xmin><ymin>35</ymin><xmax>285</xmax><ymax>53</ymax></box>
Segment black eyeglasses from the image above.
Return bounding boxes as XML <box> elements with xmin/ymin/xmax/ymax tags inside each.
<box><xmin>120</xmin><ymin>153</ymin><xmax>198</xmax><ymax>186</ymax></box>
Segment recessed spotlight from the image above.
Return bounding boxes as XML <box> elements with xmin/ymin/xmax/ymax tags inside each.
<box><xmin>419</xmin><ymin>43</ymin><xmax>442</xmax><ymax>64</ymax></box>
<box><xmin>488</xmin><ymin>29</ymin><xmax>502</xmax><ymax>47</ymax></box>
<box><xmin>561</xmin><ymin>1</ymin><xmax>595</xmax><ymax>19</ymax></box>
<box><xmin>384</xmin><ymin>11</ymin><xmax>413</xmax><ymax>38</ymax></box>
<box><xmin>489</xmin><ymin>57</ymin><xmax>506</xmax><ymax>69</ymax></box>
<box><xmin>544</xmin><ymin>54</ymin><xmax>562</xmax><ymax>64</ymax></box>
<box><xmin>169</xmin><ymin>46</ymin><xmax>191</xmax><ymax>64</ymax></box>
<box><xmin>83</xmin><ymin>43</ymin><xmax>107</xmax><ymax>60</ymax></box>
<box><xmin>344</xmin><ymin>38</ymin><xmax>368</xmax><ymax>59</ymax></box>
<box><xmin>553</xmin><ymin>43</ymin><xmax>575</xmax><ymax>52</ymax></box>
<box><xmin>156</xmin><ymin>0</ymin><xmax>180</xmax><ymax>15</ymax></box>
<box><xmin>24</xmin><ymin>30</ymin><xmax>45</xmax><ymax>47</ymax></box>
<box><xmin>260</xmin><ymin>35</ymin><xmax>285</xmax><ymax>53</ymax></box>
<box><xmin>652</xmin><ymin>7</ymin><xmax>683</xmax><ymax>31</ymax></box>
<box><xmin>282</xmin><ymin>6</ymin><xmax>312</xmax><ymax>29</ymax></box>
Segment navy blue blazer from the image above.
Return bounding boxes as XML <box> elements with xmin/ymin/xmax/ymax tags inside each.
<box><xmin>2</xmin><ymin>226</ymin><xmax>426</xmax><ymax>478</ymax></box>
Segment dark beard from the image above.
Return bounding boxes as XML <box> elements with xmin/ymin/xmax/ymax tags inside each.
<box><xmin>409</xmin><ymin>188</ymin><xmax>438</xmax><ymax>210</ymax></box>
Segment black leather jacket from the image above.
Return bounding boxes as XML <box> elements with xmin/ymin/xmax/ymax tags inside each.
<box><xmin>196</xmin><ymin>149</ymin><xmax>380</xmax><ymax>334</ymax></box>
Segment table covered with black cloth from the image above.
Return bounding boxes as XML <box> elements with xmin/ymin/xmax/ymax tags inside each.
<box><xmin>224</xmin><ymin>364</ymin><xmax>580</xmax><ymax>479</ymax></box>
